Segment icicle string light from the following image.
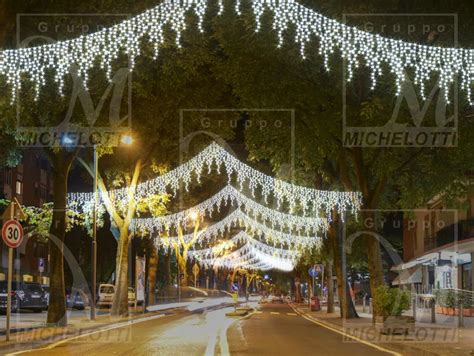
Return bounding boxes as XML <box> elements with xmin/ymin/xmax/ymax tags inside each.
<box><xmin>1</xmin><ymin>0</ymin><xmax>472</xmax><ymax>103</ymax></box>
<box><xmin>70</xmin><ymin>143</ymin><xmax>362</xmax><ymax>218</ymax></box>
<box><xmin>194</xmin><ymin>235</ymin><xmax>297</xmax><ymax>272</ymax></box>
<box><xmin>153</xmin><ymin>209</ymin><xmax>322</xmax><ymax>250</ymax></box>
<box><xmin>189</xmin><ymin>231</ymin><xmax>302</xmax><ymax>260</ymax></box>
<box><xmin>131</xmin><ymin>185</ymin><xmax>328</xmax><ymax>237</ymax></box>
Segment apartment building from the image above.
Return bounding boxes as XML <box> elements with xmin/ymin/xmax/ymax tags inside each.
<box><xmin>0</xmin><ymin>149</ymin><xmax>53</xmax><ymax>285</ymax></box>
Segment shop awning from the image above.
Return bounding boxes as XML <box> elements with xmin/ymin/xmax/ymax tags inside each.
<box><xmin>391</xmin><ymin>251</ymin><xmax>457</xmax><ymax>271</ymax></box>
<box><xmin>391</xmin><ymin>267</ymin><xmax>422</xmax><ymax>286</ymax></box>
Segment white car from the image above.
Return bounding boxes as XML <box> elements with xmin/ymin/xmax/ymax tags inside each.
<box><xmin>97</xmin><ymin>284</ymin><xmax>115</xmax><ymax>307</ymax></box>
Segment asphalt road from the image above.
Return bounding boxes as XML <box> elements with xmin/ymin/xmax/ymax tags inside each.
<box><xmin>227</xmin><ymin>303</ymin><xmax>392</xmax><ymax>356</ymax></box>
<box><xmin>11</xmin><ymin>305</ymin><xmax>238</xmax><ymax>355</ymax></box>
<box><xmin>9</xmin><ymin>302</ymin><xmax>394</xmax><ymax>355</ymax></box>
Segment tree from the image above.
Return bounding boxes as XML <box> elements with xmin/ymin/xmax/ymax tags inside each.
<box><xmin>168</xmin><ymin>216</ymin><xmax>205</xmax><ymax>287</ymax></box>
<box><xmin>211</xmin><ymin>0</ymin><xmax>474</xmax><ymax>319</ymax></box>
<box><xmin>146</xmin><ymin>240</ymin><xmax>159</xmax><ymax>305</ymax></box>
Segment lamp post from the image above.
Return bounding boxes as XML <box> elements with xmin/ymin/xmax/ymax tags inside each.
<box><xmin>90</xmin><ymin>134</ymin><xmax>133</xmax><ymax>321</ymax></box>
<box><xmin>91</xmin><ymin>145</ymin><xmax>98</xmax><ymax>321</ymax></box>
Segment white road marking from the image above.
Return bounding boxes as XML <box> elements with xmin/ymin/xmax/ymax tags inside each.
<box><xmin>218</xmin><ymin>309</ymin><xmax>257</xmax><ymax>356</ymax></box>
<box><xmin>7</xmin><ymin>314</ymin><xmax>167</xmax><ymax>355</ymax></box>
<box><xmin>288</xmin><ymin>304</ymin><xmax>401</xmax><ymax>356</ymax></box>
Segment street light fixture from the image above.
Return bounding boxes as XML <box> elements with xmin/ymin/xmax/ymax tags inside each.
<box><xmin>91</xmin><ymin>133</ymin><xmax>133</xmax><ymax>321</ymax></box>
<box><xmin>120</xmin><ymin>134</ymin><xmax>134</xmax><ymax>146</ymax></box>
<box><xmin>189</xmin><ymin>210</ymin><xmax>199</xmax><ymax>221</ymax></box>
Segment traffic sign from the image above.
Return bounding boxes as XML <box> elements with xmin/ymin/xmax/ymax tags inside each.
<box><xmin>192</xmin><ymin>263</ymin><xmax>200</xmax><ymax>276</ymax></box>
<box><xmin>309</xmin><ymin>264</ymin><xmax>324</xmax><ymax>277</ymax></box>
<box><xmin>2</xmin><ymin>219</ymin><xmax>24</xmax><ymax>249</ymax></box>
<box><xmin>231</xmin><ymin>283</ymin><xmax>239</xmax><ymax>292</ymax></box>
<box><xmin>308</xmin><ymin>266</ymin><xmax>318</xmax><ymax>277</ymax></box>
<box><xmin>1</xmin><ymin>199</ymin><xmax>26</xmax><ymax>222</ymax></box>
<box><xmin>38</xmin><ymin>257</ymin><xmax>45</xmax><ymax>273</ymax></box>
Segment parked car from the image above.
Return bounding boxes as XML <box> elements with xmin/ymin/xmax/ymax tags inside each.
<box><xmin>97</xmin><ymin>284</ymin><xmax>115</xmax><ymax>307</ymax></box>
<box><xmin>0</xmin><ymin>281</ymin><xmax>48</xmax><ymax>313</ymax></box>
<box><xmin>66</xmin><ymin>288</ymin><xmax>87</xmax><ymax>310</ymax></box>
<box><xmin>128</xmin><ymin>287</ymin><xmax>136</xmax><ymax>305</ymax></box>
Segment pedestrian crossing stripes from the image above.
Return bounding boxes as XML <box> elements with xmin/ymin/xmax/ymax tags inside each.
<box><xmin>254</xmin><ymin>311</ymin><xmax>299</xmax><ymax>316</ymax></box>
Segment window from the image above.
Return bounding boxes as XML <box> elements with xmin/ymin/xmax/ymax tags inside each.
<box><xmin>16</xmin><ymin>181</ymin><xmax>23</xmax><ymax>195</ymax></box>
<box><xmin>5</xmin><ymin>171</ymin><xmax>12</xmax><ymax>185</ymax></box>
<box><xmin>442</xmin><ymin>271</ymin><xmax>453</xmax><ymax>289</ymax></box>
<box><xmin>462</xmin><ymin>263</ymin><xmax>472</xmax><ymax>290</ymax></box>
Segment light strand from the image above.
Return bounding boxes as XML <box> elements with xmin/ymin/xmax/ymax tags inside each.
<box><xmin>130</xmin><ymin>184</ymin><xmax>328</xmax><ymax>237</ymax></box>
<box><xmin>70</xmin><ymin>143</ymin><xmax>362</xmax><ymax>218</ymax></box>
<box><xmin>153</xmin><ymin>208</ymin><xmax>322</xmax><ymax>249</ymax></box>
<box><xmin>0</xmin><ymin>0</ymin><xmax>471</xmax><ymax>103</ymax></box>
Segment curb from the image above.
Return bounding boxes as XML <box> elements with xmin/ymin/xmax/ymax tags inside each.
<box><xmin>290</xmin><ymin>304</ymin><xmax>440</xmax><ymax>356</ymax></box>
<box><xmin>0</xmin><ymin>310</ymin><xmax>171</xmax><ymax>354</ymax></box>
<box><xmin>1</xmin><ymin>301</ymin><xmax>235</xmax><ymax>354</ymax></box>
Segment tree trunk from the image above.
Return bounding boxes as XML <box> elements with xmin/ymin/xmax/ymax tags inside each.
<box><xmin>362</xmin><ymin>210</ymin><xmax>384</xmax><ymax>322</ymax></box>
<box><xmin>177</xmin><ymin>256</ymin><xmax>187</xmax><ymax>287</ymax></box>
<box><xmin>326</xmin><ymin>260</ymin><xmax>334</xmax><ymax>313</ymax></box>
<box><xmin>294</xmin><ymin>270</ymin><xmax>302</xmax><ymax>303</ymax></box>
<box><xmin>147</xmin><ymin>247</ymin><xmax>158</xmax><ymax>305</ymax></box>
<box><xmin>111</xmin><ymin>227</ymin><xmax>130</xmax><ymax>316</ymax></box>
<box><xmin>163</xmin><ymin>253</ymin><xmax>171</xmax><ymax>287</ymax></box>
<box><xmin>329</xmin><ymin>216</ymin><xmax>358</xmax><ymax>319</ymax></box>
<box><xmin>47</xmin><ymin>152</ymin><xmax>74</xmax><ymax>326</ymax></box>
<box><xmin>329</xmin><ymin>220</ymin><xmax>344</xmax><ymax>317</ymax></box>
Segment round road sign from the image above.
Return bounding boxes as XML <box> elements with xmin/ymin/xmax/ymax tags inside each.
<box><xmin>2</xmin><ymin>220</ymin><xmax>24</xmax><ymax>248</ymax></box>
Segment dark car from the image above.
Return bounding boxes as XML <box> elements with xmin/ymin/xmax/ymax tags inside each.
<box><xmin>0</xmin><ymin>281</ymin><xmax>48</xmax><ymax>313</ymax></box>
<box><xmin>66</xmin><ymin>288</ymin><xmax>86</xmax><ymax>310</ymax></box>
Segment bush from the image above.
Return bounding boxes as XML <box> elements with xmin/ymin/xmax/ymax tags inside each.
<box><xmin>435</xmin><ymin>289</ymin><xmax>473</xmax><ymax>308</ymax></box>
<box><xmin>373</xmin><ymin>285</ymin><xmax>411</xmax><ymax>320</ymax></box>
<box><xmin>445</xmin><ymin>290</ymin><xmax>456</xmax><ymax>308</ymax></box>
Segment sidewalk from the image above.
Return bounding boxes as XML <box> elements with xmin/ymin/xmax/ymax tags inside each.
<box><xmin>0</xmin><ymin>296</ymin><xmax>236</xmax><ymax>353</ymax></box>
<box><xmin>0</xmin><ymin>308</ymin><xmax>173</xmax><ymax>354</ymax></box>
<box><xmin>292</xmin><ymin>303</ymin><xmax>474</xmax><ymax>356</ymax></box>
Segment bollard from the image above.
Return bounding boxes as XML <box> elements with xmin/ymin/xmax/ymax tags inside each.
<box><xmin>431</xmin><ymin>299</ymin><xmax>436</xmax><ymax>324</ymax></box>
<box><xmin>458</xmin><ymin>302</ymin><xmax>464</xmax><ymax>328</ymax></box>
<box><xmin>362</xmin><ymin>295</ymin><xmax>366</xmax><ymax>313</ymax></box>
<box><xmin>369</xmin><ymin>298</ymin><xmax>372</xmax><ymax>314</ymax></box>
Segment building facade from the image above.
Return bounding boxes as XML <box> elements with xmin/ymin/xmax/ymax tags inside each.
<box><xmin>0</xmin><ymin>149</ymin><xmax>53</xmax><ymax>285</ymax></box>
<box><xmin>394</xmin><ymin>191</ymin><xmax>474</xmax><ymax>294</ymax></box>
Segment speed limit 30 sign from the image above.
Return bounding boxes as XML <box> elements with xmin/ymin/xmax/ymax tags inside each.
<box><xmin>2</xmin><ymin>220</ymin><xmax>24</xmax><ymax>248</ymax></box>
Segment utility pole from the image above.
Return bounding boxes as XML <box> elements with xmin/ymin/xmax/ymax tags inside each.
<box><xmin>91</xmin><ymin>145</ymin><xmax>98</xmax><ymax>321</ymax></box>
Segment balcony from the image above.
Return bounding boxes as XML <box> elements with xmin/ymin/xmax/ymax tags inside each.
<box><xmin>424</xmin><ymin>219</ymin><xmax>474</xmax><ymax>253</ymax></box>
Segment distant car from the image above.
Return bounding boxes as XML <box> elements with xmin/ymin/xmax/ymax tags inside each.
<box><xmin>128</xmin><ymin>287</ymin><xmax>136</xmax><ymax>305</ymax></box>
<box><xmin>0</xmin><ymin>281</ymin><xmax>48</xmax><ymax>313</ymax></box>
<box><xmin>269</xmin><ymin>295</ymin><xmax>284</xmax><ymax>304</ymax></box>
<box><xmin>66</xmin><ymin>288</ymin><xmax>86</xmax><ymax>310</ymax></box>
<box><xmin>97</xmin><ymin>284</ymin><xmax>115</xmax><ymax>307</ymax></box>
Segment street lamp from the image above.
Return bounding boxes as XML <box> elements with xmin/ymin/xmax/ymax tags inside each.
<box><xmin>189</xmin><ymin>210</ymin><xmax>199</xmax><ymax>222</ymax></box>
<box><xmin>91</xmin><ymin>133</ymin><xmax>133</xmax><ymax>321</ymax></box>
<box><xmin>120</xmin><ymin>134</ymin><xmax>134</xmax><ymax>146</ymax></box>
